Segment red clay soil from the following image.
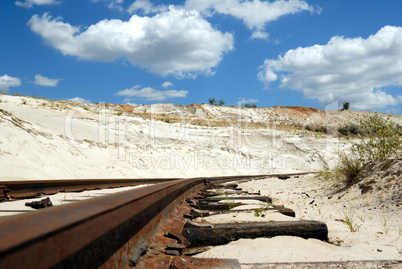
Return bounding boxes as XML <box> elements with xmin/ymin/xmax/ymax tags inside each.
<box><xmin>273</xmin><ymin>106</ymin><xmax>328</xmax><ymax>120</ymax></box>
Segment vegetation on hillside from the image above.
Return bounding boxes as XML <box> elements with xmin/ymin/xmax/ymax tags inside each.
<box><xmin>322</xmin><ymin>113</ymin><xmax>402</xmax><ymax>184</ymax></box>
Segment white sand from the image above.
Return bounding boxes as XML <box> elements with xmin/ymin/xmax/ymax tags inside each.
<box><xmin>195</xmin><ymin>175</ymin><xmax>402</xmax><ymax>264</ymax></box>
<box><xmin>0</xmin><ymin>95</ymin><xmax>352</xmax><ymax>180</ymax></box>
<box><xmin>1</xmin><ymin>95</ymin><xmax>401</xmax><ymax>265</ymax></box>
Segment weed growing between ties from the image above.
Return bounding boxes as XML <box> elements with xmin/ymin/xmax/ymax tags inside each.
<box><xmin>254</xmin><ymin>207</ymin><xmax>265</xmax><ymax>217</ymax></box>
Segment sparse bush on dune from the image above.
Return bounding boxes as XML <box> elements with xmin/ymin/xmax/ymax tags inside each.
<box><xmin>323</xmin><ymin>113</ymin><xmax>401</xmax><ymax>184</ymax></box>
<box><xmin>338</xmin><ymin>127</ymin><xmax>348</xmax><ymax>136</ymax></box>
<box><xmin>348</xmin><ymin>124</ymin><xmax>359</xmax><ymax>135</ymax></box>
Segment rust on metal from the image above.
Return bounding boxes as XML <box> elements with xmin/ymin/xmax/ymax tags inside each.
<box><xmin>0</xmin><ymin>185</ymin><xmax>10</xmax><ymax>201</ymax></box>
<box><xmin>0</xmin><ymin>172</ymin><xmax>322</xmax><ymax>268</ymax></box>
<box><xmin>0</xmin><ymin>178</ymin><xmax>180</xmax><ymax>200</ymax></box>
<box><xmin>25</xmin><ymin>197</ymin><xmax>53</xmax><ymax>209</ymax></box>
<box><xmin>0</xmin><ymin>177</ymin><xmax>206</xmax><ymax>268</ymax></box>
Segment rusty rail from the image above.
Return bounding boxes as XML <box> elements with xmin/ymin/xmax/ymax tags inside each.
<box><xmin>0</xmin><ymin>172</ymin><xmax>313</xmax><ymax>200</ymax></box>
<box><xmin>0</xmin><ymin>172</ymin><xmax>317</xmax><ymax>268</ymax></box>
<box><xmin>0</xmin><ymin>178</ymin><xmax>179</xmax><ymax>200</ymax></box>
<box><xmin>0</xmin><ymin>177</ymin><xmax>210</xmax><ymax>268</ymax></box>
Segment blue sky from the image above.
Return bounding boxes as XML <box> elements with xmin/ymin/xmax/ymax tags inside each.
<box><xmin>1</xmin><ymin>0</ymin><xmax>401</xmax><ymax>114</ymax></box>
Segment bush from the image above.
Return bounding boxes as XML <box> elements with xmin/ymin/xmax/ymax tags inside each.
<box><xmin>349</xmin><ymin>124</ymin><xmax>359</xmax><ymax>135</ymax></box>
<box><xmin>314</xmin><ymin>126</ymin><xmax>327</xmax><ymax>133</ymax></box>
<box><xmin>325</xmin><ymin>113</ymin><xmax>401</xmax><ymax>184</ymax></box>
<box><xmin>208</xmin><ymin>98</ymin><xmax>225</xmax><ymax>106</ymax></box>
<box><xmin>396</xmin><ymin>124</ymin><xmax>402</xmax><ymax>133</ymax></box>
<box><xmin>352</xmin><ymin>113</ymin><xmax>401</xmax><ymax>163</ymax></box>
<box><xmin>334</xmin><ymin>153</ymin><xmax>362</xmax><ymax>184</ymax></box>
<box><xmin>243</xmin><ymin>103</ymin><xmax>257</xmax><ymax>108</ymax></box>
<box><xmin>342</xmin><ymin>102</ymin><xmax>350</xmax><ymax>110</ymax></box>
<box><xmin>338</xmin><ymin>127</ymin><xmax>348</xmax><ymax>135</ymax></box>
<box><xmin>208</xmin><ymin>98</ymin><xmax>217</xmax><ymax>105</ymax></box>
<box><xmin>305</xmin><ymin>125</ymin><xmax>312</xmax><ymax>131</ymax></box>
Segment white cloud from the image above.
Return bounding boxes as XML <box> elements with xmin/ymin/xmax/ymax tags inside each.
<box><xmin>15</xmin><ymin>0</ymin><xmax>60</xmax><ymax>9</ymax></box>
<box><xmin>116</xmin><ymin>85</ymin><xmax>188</xmax><ymax>101</ymax></box>
<box><xmin>239</xmin><ymin>97</ymin><xmax>258</xmax><ymax>104</ymax></box>
<box><xmin>28</xmin><ymin>8</ymin><xmax>233</xmax><ymax>77</ymax></box>
<box><xmin>0</xmin><ymin>75</ymin><xmax>22</xmax><ymax>93</ymax></box>
<box><xmin>162</xmin><ymin>81</ymin><xmax>173</xmax><ymax>88</ymax></box>
<box><xmin>251</xmin><ymin>31</ymin><xmax>269</xmax><ymax>40</ymax></box>
<box><xmin>34</xmin><ymin>74</ymin><xmax>60</xmax><ymax>86</ymax></box>
<box><xmin>185</xmin><ymin>0</ymin><xmax>314</xmax><ymax>39</ymax></box>
<box><xmin>127</xmin><ymin>0</ymin><xmax>168</xmax><ymax>14</ymax></box>
<box><xmin>108</xmin><ymin>1</ymin><xmax>124</xmax><ymax>12</ymax></box>
<box><xmin>258</xmin><ymin>25</ymin><xmax>402</xmax><ymax>110</ymax></box>
<box><xmin>69</xmin><ymin>97</ymin><xmax>91</xmax><ymax>103</ymax></box>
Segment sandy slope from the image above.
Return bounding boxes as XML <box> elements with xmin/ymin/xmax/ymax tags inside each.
<box><xmin>0</xmin><ymin>95</ymin><xmax>354</xmax><ymax>180</ymax></box>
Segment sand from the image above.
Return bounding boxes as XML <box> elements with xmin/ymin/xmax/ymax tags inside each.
<box><xmin>0</xmin><ymin>95</ymin><xmax>401</xmax><ymax>266</ymax></box>
<box><xmin>0</xmin><ymin>95</ymin><xmax>352</xmax><ymax>180</ymax></box>
<box><xmin>195</xmin><ymin>174</ymin><xmax>402</xmax><ymax>264</ymax></box>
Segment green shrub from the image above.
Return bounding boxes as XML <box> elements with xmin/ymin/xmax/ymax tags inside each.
<box><xmin>334</xmin><ymin>153</ymin><xmax>362</xmax><ymax>184</ymax></box>
<box><xmin>338</xmin><ymin>127</ymin><xmax>348</xmax><ymax>135</ymax></box>
<box><xmin>342</xmin><ymin>102</ymin><xmax>350</xmax><ymax>110</ymax></box>
<box><xmin>349</xmin><ymin>124</ymin><xmax>359</xmax><ymax>135</ymax></box>
<box><xmin>352</xmin><ymin>113</ymin><xmax>401</xmax><ymax>163</ymax></box>
<box><xmin>305</xmin><ymin>125</ymin><xmax>312</xmax><ymax>131</ymax></box>
<box><xmin>244</xmin><ymin>103</ymin><xmax>257</xmax><ymax>108</ymax></box>
<box><xmin>325</xmin><ymin>113</ymin><xmax>401</xmax><ymax>184</ymax></box>
<box><xmin>396</xmin><ymin>124</ymin><xmax>402</xmax><ymax>133</ymax></box>
<box><xmin>314</xmin><ymin>126</ymin><xmax>327</xmax><ymax>133</ymax></box>
<box><xmin>208</xmin><ymin>98</ymin><xmax>217</xmax><ymax>105</ymax></box>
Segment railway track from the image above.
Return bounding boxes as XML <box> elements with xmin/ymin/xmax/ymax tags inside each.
<box><xmin>0</xmin><ymin>173</ymin><xmax>400</xmax><ymax>268</ymax></box>
<box><xmin>0</xmin><ymin>173</ymin><xmax>313</xmax><ymax>201</ymax></box>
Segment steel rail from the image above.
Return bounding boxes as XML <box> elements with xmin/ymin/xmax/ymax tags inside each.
<box><xmin>0</xmin><ymin>178</ymin><xmax>180</xmax><ymax>200</ymax></box>
<box><xmin>0</xmin><ymin>172</ymin><xmax>314</xmax><ymax>201</ymax></box>
<box><xmin>0</xmin><ymin>172</ymin><xmax>315</xmax><ymax>268</ymax></box>
<box><xmin>0</xmin><ymin>177</ymin><xmax>208</xmax><ymax>268</ymax></box>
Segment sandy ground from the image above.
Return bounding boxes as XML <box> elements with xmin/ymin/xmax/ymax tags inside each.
<box><xmin>1</xmin><ymin>95</ymin><xmax>401</xmax><ymax>266</ymax></box>
<box><xmin>195</xmin><ymin>174</ymin><xmax>402</xmax><ymax>264</ymax></box>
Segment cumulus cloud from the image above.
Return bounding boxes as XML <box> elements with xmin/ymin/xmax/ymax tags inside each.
<box><xmin>108</xmin><ymin>0</ymin><xmax>124</xmax><ymax>12</ymax></box>
<box><xmin>258</xmin><ymin>25</ymin><xmax>402</xmax><ymax>110</ymax></box>
<box><xmin>15</xmin><ymin>0</ymin><xmax>60</xmax><ymax>9</ymax></box>
<box><xmin>162</xmin><ymin>81</ymin><xmax>173</xmax><ymax>88</ymax></box>
<box><xmin>34</xmin><ymin>74</ymin><xmax>60</xmax><ymax>86</ymax></box>
<box><xmin>128</xmin><ymin>0</ymin><xmax>168</xmax><ymax>14</ymax></box>
<box><xmin>185</xmin><ymin>0</ymin><xmax>314</xmax><ymax>39</ymax></box>
<box><xmin>69</xmin><ymin>97</ymin><xmax>91</xmax><ymax>103</ymax></box>
<box><xmin>0</xmin><ymin>75</ymin><xmax>22</xmax><ymax>93</ymax></box>
<box><xmin>251</xmin><ymin>31</ymin><xmax>269</xmax><ymax>40</ymax></box>
<box><xmin>28</xmin><ymin>8</ymin><xmax>233</xmax><ymax>77</ymax></box>
<box><xmin>116</xmin><ymin>85</ymin><xmax>188</xmax><ymax>101</ymax></box>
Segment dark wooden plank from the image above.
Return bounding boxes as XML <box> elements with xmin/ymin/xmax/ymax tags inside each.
<box><xmin>183</xmin><ymin>220</ymin><xmax>328</xmax><ymax>247</ymax></box>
